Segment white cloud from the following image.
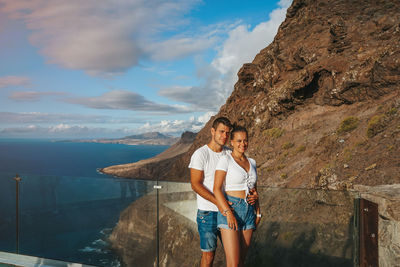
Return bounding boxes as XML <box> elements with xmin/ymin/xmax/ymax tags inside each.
<box><xmin>66</xmin><ymin>90</ymin><xmax>192</xmax><ymax>114</ymax></box>
<box><xmin>159</xmin><ymin>0</ymin><xmax>292</xmax><ymax>111</ymax></box>
<box><xmin>0</xmin><ymin>111</ymin><xmax>146</xmax><ymax>124</ymax></box>
<box><xmin>138</xmin><ymin>112</ymin><xmax>214</xmax><ymax>134</ymax></box>
<box><xmin>0</xmin><ymin>111</ymin><xmax>215</xmax><ymax>137</ymax></box>
<box><xmin>0</xmin><ymin>0</ymin><xmax>202</xmax><ymax>76</ymax></box>
<box><xmin>147</xmin><ymin>36</ymin><xmax>216</xmax><ymax>61</ymax></box>
<box><xmin>0</xmin><ymin>118</ymin><xmax>206</xmax><ymax>138</ymax></box>
<box><xmin>0</xmin><ymin>76</ymin><xmax>31</xmax><ymax>88</ymax></box>
<box><xmin>0</xmin><ymin>123</ymin><xmax>132</xmax><ymax>138</ymax></box>
<box><xmin>197</xmin><ymin>111</ymin><xmax>215</xmax><ymax>124</ymax></box>
<box><xmin>9</xmin><ymin>91</ymin><xmax>65</xmax><ymax>101</ymax></box>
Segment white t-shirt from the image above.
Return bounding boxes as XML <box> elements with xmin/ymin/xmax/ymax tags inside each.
<box><xmin>189</xmin><ymin>144</ymin><xmax>230</xmax><ymax>211</ymax></box>
<box><xmin>215</xmin><ymin>154</ymin><xmax>257</xmax><ymax>195</ymax></box>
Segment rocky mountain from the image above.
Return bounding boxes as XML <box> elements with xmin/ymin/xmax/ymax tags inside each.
<box><xmin>105</xmin><ymin>0</ymin><xmax>399</xmax><ymax>188</ymax></box>
<box><xmin>108</xmin><ymin>1</ymin><xmax>400</xmax><ymax>266</ymax></box>
<box><xmin>100</xmin><ymin>131</ymin><xmax>196</xmax><ymax>179</ymax></box>
<box><xmin>155</xmin><ymin>0</ymin><xmax>400</xmax><ymax>187</ymax></box>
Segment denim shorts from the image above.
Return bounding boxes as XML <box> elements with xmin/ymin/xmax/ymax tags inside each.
<box><xmin>217</xmin><ymin>195</ymin><xmax>256</xmax><ymax>231</ymax></box>
<box><xmin>196</xmin><ymin>210</ymin><xmax>219</xmax><ymax>252</ymax></box>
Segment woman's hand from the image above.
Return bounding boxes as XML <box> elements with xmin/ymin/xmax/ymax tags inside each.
<box><xmin>220</xmin><ymin>202</ymin><xmax>234</xmax><ymax>216</ymax></box>
<box><xmin>226</xmin><ymin>210</ymin><xmax>238</xmax><ymax>230</ymax></box>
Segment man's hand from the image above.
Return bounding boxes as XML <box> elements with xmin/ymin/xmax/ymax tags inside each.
<box><xmin>247</xmin><ymin>188</ymin><xmax>258</xmax><ymax>205</ymax></box>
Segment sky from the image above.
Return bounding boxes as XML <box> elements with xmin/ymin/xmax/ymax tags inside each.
<box><xmin>0</xmin><ymin>0</ymin><xmax>292</xmax><ymax>139</ymax></box>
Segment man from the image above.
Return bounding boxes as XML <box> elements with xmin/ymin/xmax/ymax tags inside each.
<box><xmin>189</xmin><ymin>117</ymin><xmax>257</xmax><ymax>267</ymax></box>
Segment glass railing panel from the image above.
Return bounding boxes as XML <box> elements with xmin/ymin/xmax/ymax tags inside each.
<box><xmin>157</xmin><ymin>181</ymin><xmax>201</xmax><ymax>266</ymax></box>
<box><xmin>0</xmin><ymin>173</ymin><xmax>17</xmax><ymax>253</ymax></box>
<box><xmin>2</xmin><ymin>173</ymin><xmax>361</xmax><ymax>267</ymax></box>
<box><xmin>0</xmin><ymin>173</ymin><xmax>157</xmax><ymax>267</ymax></box>
<box><xmin>156</xmin><ymin>183</ymin><xmax>359</xmax><ymax>267</ymax></box>
<box><xmin>108</xmin><ymin>179</ymin><xmax>158</xmax><ymax>267</ymax></box>
<box><xmin>247</xmin><ymin>187</ymin><xmax>359</xmax><ymax>267</ymax></box>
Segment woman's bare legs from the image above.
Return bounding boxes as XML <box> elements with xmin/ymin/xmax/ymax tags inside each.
<box><xmin>221</xmin><ymin>228</ymin><xmax>240</xmax><ymax>267</ymax></box>
<box><xmin>239</xmin><ymin>229</ymin><xmax>253</xmax><ymax>267</ymax></box>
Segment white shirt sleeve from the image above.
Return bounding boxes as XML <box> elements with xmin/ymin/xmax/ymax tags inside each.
<box><xmin>249</xmin><ymin>158</ymin><xmax>258</xmax><ymax>184</ymax></box>
<box><xmin>215</xmin><ymin>154</ymin><xmax>229</xmax><ymax>172</ymax></box>
<box><xmin>249</xmin><ymin>158</ymin><xmax>257</xmax><ymax>172</ymax></box>
<box><xmin>188</xmin><ymin>148</ymin><xmax>205</xmax><ymax>171</ymax></box>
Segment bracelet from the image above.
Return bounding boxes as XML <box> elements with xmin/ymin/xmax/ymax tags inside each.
<box><xmin>223</xmin><ymin>209</ymin><xmax>230</xmax><ymax>215</ymax></box>
<box><xmin>256</xmin><ymin>213</ymin><xmax>262</xmax><ymax>218</ymax></box>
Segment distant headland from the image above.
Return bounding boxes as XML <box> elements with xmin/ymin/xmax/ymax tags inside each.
<box><xmin>57</xmin><ymin>131</ymin><xmax>179</xmax><ymax>146</ymax></box>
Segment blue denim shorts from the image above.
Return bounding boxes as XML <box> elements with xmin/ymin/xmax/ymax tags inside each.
<box><xmin>196</xmin><ymin>210</ymin><xmax>219</xmax><ymax>252</ymax></box>
<box><xmin>217</xmin><ymin>195</ymin><xmax>256</xmax><ymax>231</ymax></box>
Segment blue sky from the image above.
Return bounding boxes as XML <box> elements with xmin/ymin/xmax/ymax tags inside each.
<box><xmin>0</xmin><ymin>0</ymin><xmax>291</xmax><ymax>138</ymax></box>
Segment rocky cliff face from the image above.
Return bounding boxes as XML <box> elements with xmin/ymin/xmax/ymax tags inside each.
<box><xmin>109</xmin><ymin>1</ymin><xmax>400</xmax><ymax>266</ymax></box>
<box><xmin>161</xmin><ymin>0</ymin><xmax>400</xmax><ymax>188</ymax></box>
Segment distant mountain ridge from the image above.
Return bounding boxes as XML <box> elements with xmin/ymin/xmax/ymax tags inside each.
<box><xmin>60</xmin><ymin>132</ymin><xmax>178</xmax><ymax>146</ymax></box>
<box><xmin>123</xmin><ymin>132</ymin><xmax>172</xmax><ymax>140</ymax></box>
<box><xmin>100</xmin><ymin>131</ymin><xmax>196</xmax><ymax>178</ymax></box>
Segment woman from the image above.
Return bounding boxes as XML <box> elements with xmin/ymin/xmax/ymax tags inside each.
<box><xmin>213</xmin><ymin>125</ymin><xmax>261</xmax><ymax>267</ymax></box>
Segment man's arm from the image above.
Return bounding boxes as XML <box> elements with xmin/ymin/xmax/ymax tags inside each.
<box><xmin>190</xmin><ymin>168</ymin><xmax>217</xmax><ymax>206</ymax></box>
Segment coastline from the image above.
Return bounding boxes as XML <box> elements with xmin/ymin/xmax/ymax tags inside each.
<box><xmin>99</xmin><ymin>131</ymin><xmax>196</xmax><ymax>181</ymax></box>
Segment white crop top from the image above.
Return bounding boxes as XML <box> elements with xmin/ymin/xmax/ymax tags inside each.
<box><xmin>215</xmin><ymin>154</ymin><xmax>257</xmax><ymax>196</ymax></box>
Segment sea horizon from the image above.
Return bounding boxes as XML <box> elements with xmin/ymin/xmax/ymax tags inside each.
<box><xmin>0</xmin><ymin>138</ymin><xmax>169</xmax><ymax>179</ymax></box>
<box><xmin>0</xmin><ymin>139</ymin><xmax>168</xmax><ymax>266</ymax></box>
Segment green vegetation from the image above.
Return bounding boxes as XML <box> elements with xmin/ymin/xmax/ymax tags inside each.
<box><xmin>280</xmin><ymin>173</ymin><xmax>288</xmax><ymax>179</ymax></box>
<box><xmin>366</xmin><ymin>114</ymin><xmax>386</xmax><ymax>138</ymax></box>
<box><xmin>355</xmin><ymin>140</ymin><xmax>368</xmax><ymax>147</ymax></box>
<box><xmin>278</xmin><ymin>151</ymin><xmax>289</xmax><ymax>162</ymax></box>
<box><xmin>294</xmin><ymin>144</ymin><xmax>306</xmax><ymax>154</ymax></box>
<box><xmin>337</xmin><ymin>116</ymin><xmax>359</xmax><ymax>134</ymax></box>
<box><xmin>263</xmin><ymin>128</ymin><xmax>285</xmax><ymax>139</ymax></box>
<box><xmin>343</xmin><ymin>147</ymin><xmax>353</xmax><ymax>162</ymax></box>
<box><xmin>277</xmin><ymin>164</ymin><xmax>286</xmax><ymax>170</ymax></box>
<box><xmin>282</xmin><ymin>142</ymin><xmax>295</xmax><ymax>150</ymax></box>
<box><xmin>266</xmin><ymin>167</ymin><xmax>274</xmax><ymax>172</ymax></box>
<box><xmin>386</xmin><ymin>107</ymin><xmax>398</xmax><ymax>116</ymax></box>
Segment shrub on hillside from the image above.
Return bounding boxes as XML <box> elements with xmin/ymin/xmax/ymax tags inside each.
<box><xmin>263</xmin><ymin>128</ymin><xmax>285</xmax><ymax>139</ymax></box>
<box><xmin>337</xmin><ymin>116</ymin><xmax>359</xmax><ymax>134</ymax></box>
<box><xmin>367</xmin><ymin>115</ymin><xmax>386</xmax><ymax>138</ymax></box>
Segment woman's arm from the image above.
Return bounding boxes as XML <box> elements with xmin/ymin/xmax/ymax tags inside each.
<box><xmin>254</xmin><ymin>184</ymin><xmax>261</xmax><ymax>227</ymax></box>
<box><xmin>213</xmin><ymin>169</ymin><xmax>238</xmax><ymax>230</ymax></box>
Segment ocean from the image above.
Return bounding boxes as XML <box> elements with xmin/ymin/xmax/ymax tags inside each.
<box><xmin>0</xmin><ymin>139</ymin><xmax>169</xmax><ymax>266</ymax></box>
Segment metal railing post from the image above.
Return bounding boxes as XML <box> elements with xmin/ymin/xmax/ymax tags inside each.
<box><xmin>14</xmin><ymin>174</ymin><xmax>22</xmax><ymax>254</ymax></box>
<box><xmin>153</xmin><ymin>182</ymin><xmax>162</xmax><ymax>267</ymax></box>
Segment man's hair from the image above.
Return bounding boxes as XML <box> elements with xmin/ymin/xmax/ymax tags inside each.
<box><xmin>212</xmin><ymin>116</ymin><xmax>232</xmax><ymax>130</ymax></box>
<box><xmin>230</xmin><ymin>124</ymin><xmax>248</xmax><ymax>140</ymax></box>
